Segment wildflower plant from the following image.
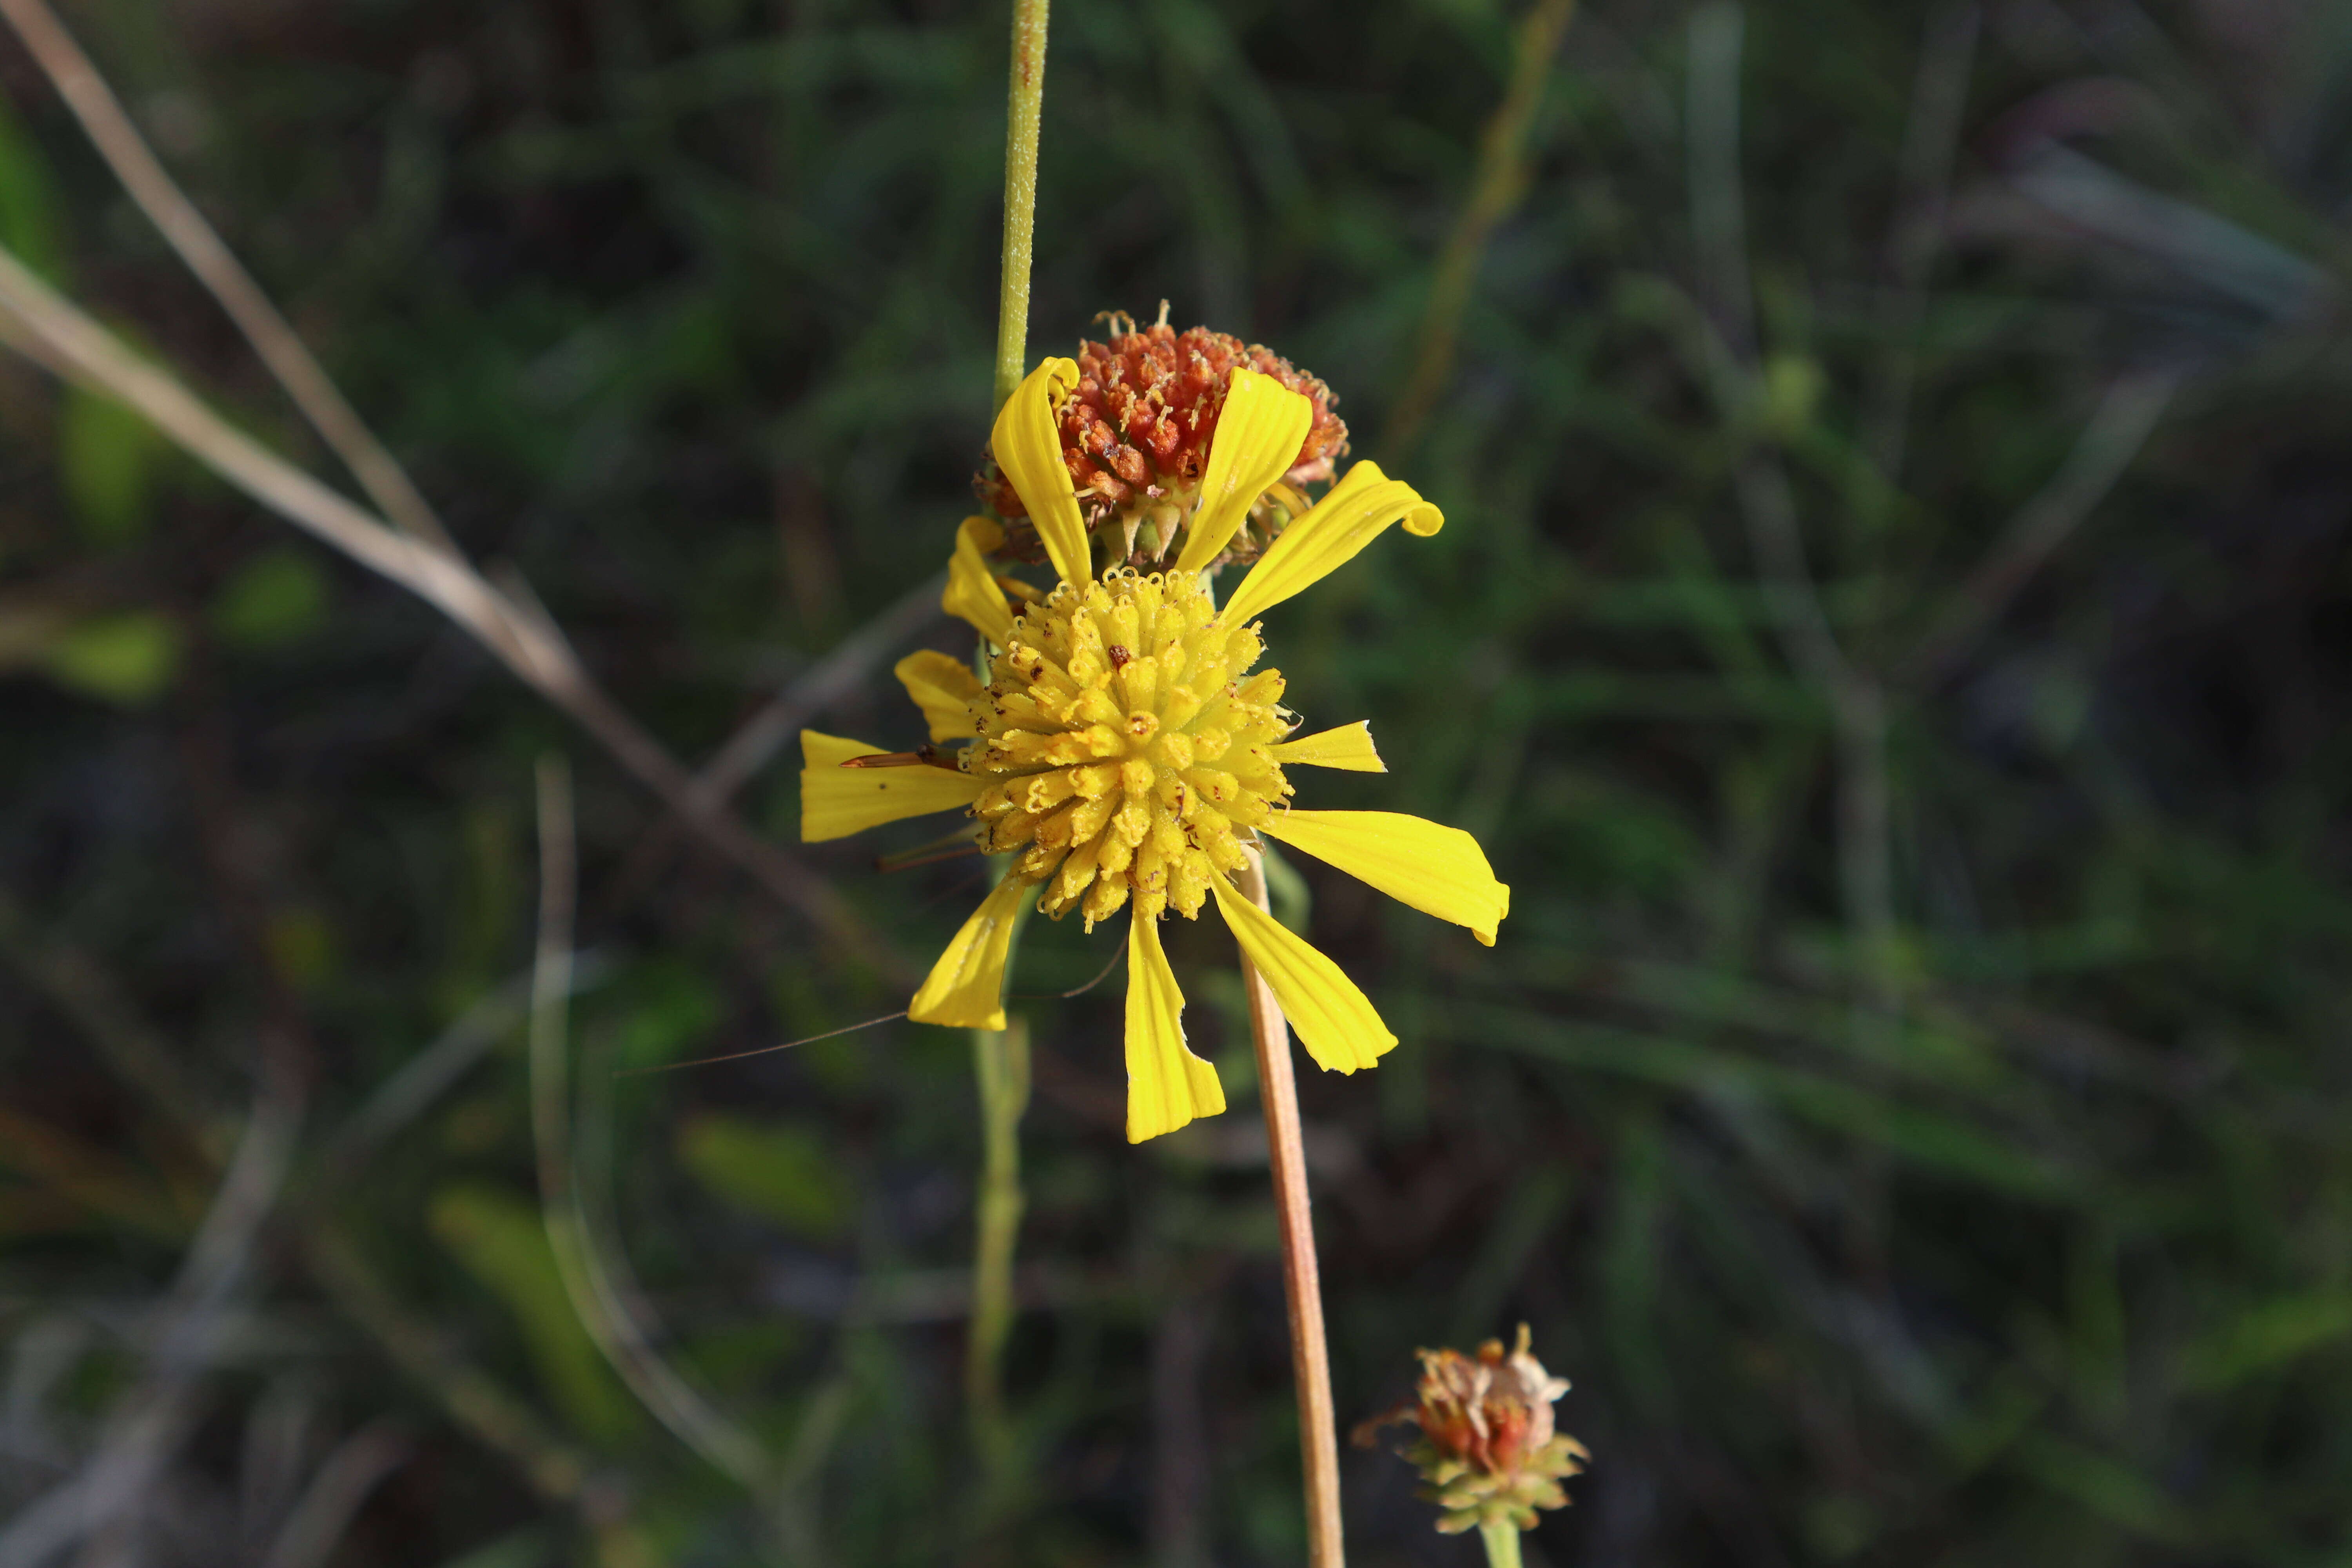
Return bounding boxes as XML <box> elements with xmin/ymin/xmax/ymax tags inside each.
<box><xmin>789</xmin><ymin>5</ymin><xmax>1511</xmax><ymax>1559</ymax></box>
<box><xmin>799</xmin><ymin>329</ymin><xmax>1511</xmax><ymax>1143</ymax></box>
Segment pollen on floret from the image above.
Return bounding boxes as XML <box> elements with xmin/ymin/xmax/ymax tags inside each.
<box><xmin>976</xmin><ymin>306</ymin><xmax>1349</xmax><ymax>574</ymax></box>
<box><xmin>962</xmin><ymin>567</ymin><xmax>1295</xmax><ymax>929</ymax></box>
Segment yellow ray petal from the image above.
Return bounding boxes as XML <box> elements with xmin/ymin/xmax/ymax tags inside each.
<box><xmin>944</xmin><ymin>515</ymin><xmax>1018</xmax><ymax>646</ymax></box>
<box><xmin>799</xmin><ymin>730</ymin><xmax>982</xmax><ymax>843</ymax></box>
<box><xmin>989</xmin><ymin>358</ymin><xmax>1091</xmax><ymax>588</ymax></box>
<box><xmin>894</xmin><ymin>650</ymin><xmax>984</xmax><ymax>742</ymax></box>
<box><xmin>1172</xmin><ymin>369</ymin><xmax>1316</xmax><ymax>577</ymax></box>
<box><xmin>1123</xmin><ymin>912</ymin><xmax>1225</xmax><ymax>1143</ymax></box>
<box><xmin>1258</xmin><ymin>809</ymin><xmax>1510</xmax><ymax>946</ymax></box>
<box><xmin>1220</xmin><ymin>460</ymin><xmax>1445</xmax><ymax>626</ymax></box>
<box><xmin>1207</xmin><ymin>875</ymin><xmax>1396</xmax><ymax>1073</ymax></box>
<box><xmin>908</xmin><ymin>869</ymin><xmax>1035</xmax><ymax>1031</ymax></box>
<box><xmin>1266</xmin><ymin>720</ymin><xmax>1385</xmax><ymax>773</ymax></box>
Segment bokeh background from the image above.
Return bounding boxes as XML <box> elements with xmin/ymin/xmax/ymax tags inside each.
<box><xmin>5</xmin><ymin>0</ymin><xmax>2350</xmax><ymax>1563</ymax></box>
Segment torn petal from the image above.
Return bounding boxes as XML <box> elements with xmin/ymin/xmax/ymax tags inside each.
<box><xmin>1123</xmin><ymin>913</ymin><xmax>1225</xmax><ymax>1142</ymax></box>
<box><xmin>1266</xmin><ymin>720</ymin><xmax>1385</xmax><ymax>773</ymax></box>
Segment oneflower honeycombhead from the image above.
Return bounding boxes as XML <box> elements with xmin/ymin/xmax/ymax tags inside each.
<box><xmin>800</xmin><ymin>311</ymin><xmax>1509</xmax><ymax>1144</ymax></box>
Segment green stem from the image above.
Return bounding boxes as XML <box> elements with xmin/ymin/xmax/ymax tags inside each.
<box><xmin>993</xmin><ymin>0</ymin><xmax>1051</xmax><ymax>412</ymax></box>
<box><xmin>1479</xmin><ymin>1521</ymin><xmax>1525</xmax><ymax>1568</ymax></box>
<box><xmin>965</xmin><ymin>1015</ymin><xmax>1030</xmax><ymax>1468</ymax></box>
<box><xmin>966</xmin><ymin>0</ymin><xmax>1049</xmax><ymax>1494</ymax></box>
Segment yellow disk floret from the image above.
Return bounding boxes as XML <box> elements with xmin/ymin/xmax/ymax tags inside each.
<box><xmin>964</xmin><ymin>567</ymin><xmax>1293</xmax><ymax>928</ymax></box>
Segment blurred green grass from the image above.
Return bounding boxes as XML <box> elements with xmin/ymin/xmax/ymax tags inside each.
<box><xmin>5</xmin><ymin>0</ymin><xmax>2352</xmax><ymax>1564</ymax></box>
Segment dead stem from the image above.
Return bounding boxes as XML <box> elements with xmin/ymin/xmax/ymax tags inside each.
<box><xmin>11</xmin><ymin>0</ymin><xmax>945</xmax><ymax>928</ymax></box>
<box><xmin>530</xmin><ymin>756</ymin><xmax>774</xmax><ymax>1490</ymax></box>
<box><xmin>1235</xmin><ymin>847</ymin><xmax>1345</xmax><ymax>1568</ymax></box>
<box><xmin>0</xmin><ymin>240</ymin><xmax>900</xmax><ymax>979</ymax></box>
<box><xmin>0</xmin><ymin>0</ymin><xmax>457</xmax><ymax>552</ymax></box>
<box><xmin>303</xmin><ymin>1226</ymin><xmax>604</xmax><ymax>1508</ymax></box>
<box><xmin>4</xmin><ymin>816</ymin><xmax>648</xmax><ymax>1554</ymax></box>
<box><xmin>1685</xmin><ymin>3</ymin><xmax>1902</xmax><ymax>1045</ymax></box>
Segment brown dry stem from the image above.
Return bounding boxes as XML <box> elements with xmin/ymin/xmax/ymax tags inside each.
<box><xmin>1236</xmin><ymin>847</ymin><xmax>1345</xmax><ymax>1568</ymax></box>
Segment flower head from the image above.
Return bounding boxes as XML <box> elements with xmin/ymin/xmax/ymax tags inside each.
<box><xmin>1353</xmin><ymin>1325</ymin><xmax>1588</xmax><ymax>1535</ymax></box>
<box><xmin>978</xmin><ymin>306</ymin><xmax>1349</xmax><ymax>573</ymax></box>
<box><xmin>802</xmin><ymin>323</ymin><xmax>1508</xmax><ymax>1143</ymax></box>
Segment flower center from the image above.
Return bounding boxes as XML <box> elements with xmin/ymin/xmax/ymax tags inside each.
<box><xmin>964</xmin><ymin>567</ymin><xmax>1294</xmax><ymax>927</ymax></box>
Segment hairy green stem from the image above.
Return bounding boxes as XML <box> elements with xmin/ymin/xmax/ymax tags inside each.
<box><xmin>966</xmin><ymin>1015</ymin><xmax>1031</xmax><ymax>1469</ymax></box>
<box><xmin>965</xmin><ymin>0</ymin><xmax>1050</xmax><ymax>1493</ymax></box>
<box><xmin>1479</xmin><ymin>1521</ymin><xmax>1524</xmax><ymax>1568</ymax></box>
<box><xmin>993</xmin><ymin>0</ymin><xmax>1051</xmax><ymax>412</ymax></box>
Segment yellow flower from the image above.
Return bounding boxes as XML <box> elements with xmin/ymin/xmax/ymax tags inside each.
<box><xmin>802</xmin><ymin>355</ymin><xmax>1508</xmax><ymax>1143</ymax></box>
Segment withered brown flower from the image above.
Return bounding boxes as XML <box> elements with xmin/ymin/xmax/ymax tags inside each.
<box><xmin>1353</xmin><ymin>1324</ymin><xmax>1588</xmax><ymax>1535</ymax></box>
<box><xmin>975</xmin><ymin>304</ymin><xmax>1348</xmax><ymax>573</ymax></box>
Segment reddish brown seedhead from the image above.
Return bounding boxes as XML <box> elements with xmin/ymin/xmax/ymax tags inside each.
<box><xmin>979</xmin><ymin>317</ymin><xmax>1348</xmax><ymax>523</ymax></box>
<box><xmin>1412</xmin><ymin>1338</ymin><xmax>1551</xmax><ymax>1475</ymax></box>
<box><xmin>1352</xmin><ymin>1325</ymin><xmax>1586</xmax><ymax>1534</ymax></box>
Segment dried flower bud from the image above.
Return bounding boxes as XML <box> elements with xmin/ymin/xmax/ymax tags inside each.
<box><xmin>1352</xmin><ymin>1324</ymin><xmax>1588</xmax><ymax>1535</ymax></box>
<box><xmin>976</xmin><ymin>303</ymin><xmax>1348</xmax><ymax>573</ymax></box>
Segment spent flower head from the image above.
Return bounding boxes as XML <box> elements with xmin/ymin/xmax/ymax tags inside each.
<box><xmin>976</xmin><ymin>304</ymin><xmax>1348</xmax><ymax>573</ymax></box>
<box><xmin>801</xmin><ymin>315</ymin><xmax>1509</xmax><ymax>1143</ymax></box>
<box><xmin>1354</xmin><ymin>1325</ymin><xmax>1588</xmax><ymax>1535</ymax></box>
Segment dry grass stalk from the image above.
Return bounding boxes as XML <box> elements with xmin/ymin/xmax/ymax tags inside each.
<box><xmin>0</xmin><ymin>0</ymin><xmax>456</xmax><ymax>552</ymax></box>
<box><xmin>0</xmin><ymin>240</ymin><xmax>898</xmax><ymax>974</ymax></box>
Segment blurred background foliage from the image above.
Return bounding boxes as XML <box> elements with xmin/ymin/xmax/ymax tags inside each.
<box><xmin>4</xmin><ymin>0</ymin><xmax>2352</xmax><ymax>1563</ymax></box>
